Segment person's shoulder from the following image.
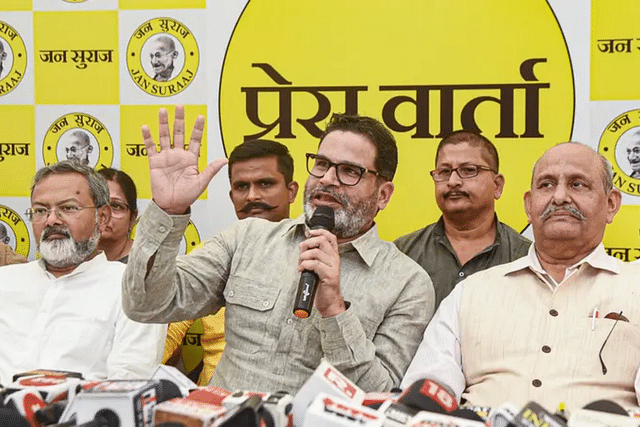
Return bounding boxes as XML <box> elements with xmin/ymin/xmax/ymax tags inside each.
<box><xmin>394</xmin><ymin>222</ymin><xmax>438</xmax><ymax>250</ymax></box>
<box><xmin>0</xmin><ymin>259</ymin><xmax>38</xmax><ymax>276</ymax></box>
<box><xmin>378</xmin><ymin>238</ymin><xmax>433</xmax><ymax>280</ymax></box>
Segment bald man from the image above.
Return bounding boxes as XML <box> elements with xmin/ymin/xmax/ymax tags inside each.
<box><xmin>149</xmin><ymin>35</ymin><xmax>178</xmax><ymax>82</ymax></box>
<box><xmin>65</xmin><ymin>130</ymin><xmax>93</xmax><ymax>166</ymax></box>
<box><xmin>403</xmin><ymin>142</ymin><xmax>640</xmax><ymax>410</ymax></box>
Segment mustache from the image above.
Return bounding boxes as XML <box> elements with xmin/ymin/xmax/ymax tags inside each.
<box><xmin>239</xmin><ymin>201</ymin><xmax>276</xmax><ymax>214</ymax></box>
<box><xmin>306</xmin><ymin>186</ymin><xmax>348</xmax><ymax>206</ymax></box>
<box><xmin>443</xmin><ymin>190</ymin><xmax>469</xmax><ymax>199</ymax></box>
<box><xmin>41</xmin><ymin>225</ymin><xmax>72</xmax><ymax>240</ymax></box>
<box><xmin>540</xmin><ymin>205</ymin><xmax>585</xmax><ymax>221</ymax></box>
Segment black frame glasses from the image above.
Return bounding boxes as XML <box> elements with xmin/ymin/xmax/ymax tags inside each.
<box><xmin>306</xmin><ymin>153</ymin><xmax>387</xmax><ymax>186</ymax></box>
<box><xmin>430</xmin><ymin>164</ymin><xmax>496</xmax><ymax>182</ymax></box>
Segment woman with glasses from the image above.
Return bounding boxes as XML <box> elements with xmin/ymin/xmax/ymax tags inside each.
<box><xmin>96</xmin><ymin>168</ymin><xmax>138</xmax><ymax>263</ymax></box>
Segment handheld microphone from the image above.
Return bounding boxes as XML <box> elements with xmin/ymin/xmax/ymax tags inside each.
<box><xmin>293</xmin><ymin>206</ymin><xmax>335</xmax><ymax>319</ymax></box>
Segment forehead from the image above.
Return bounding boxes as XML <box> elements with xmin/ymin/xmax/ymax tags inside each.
<box><xmin>317</xmin><ymin>130</ymin><xmax>377</xmax><ymax>167</ymax></box>
<box><xmin>32</xmin><ymin>172</ymin><xmax>92</xmax><ymax>203</ymax></box>
<box><xmin>534</xmin><ymin>144</ymin><xmax>601</xmax><ymax>181</ymax></box>
<box><xmin>107</xmin><ymin>179</ymin><xmax>126</xmax><ymax>199</ymax></box>
<box><xmin>230</xmin><ymin>156</ymin><xmax>284</xmax><ymax>181</ymax></box>
<box><xmin>628</xmin><ymin>138</ymin><xmax>640</xmax><ymax>148</ymax></box>
<box><xmin>150</xmin><ymin>39</ymin><xmax>170</xmax><ymax>51</ymax></box>
<box><xmin>436</xmin><ymin>142</ymin><xmax>490</xmax><ymax>166</ymax></box>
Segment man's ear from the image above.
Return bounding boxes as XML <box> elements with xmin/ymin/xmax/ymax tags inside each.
<box><xmin>494</xmin><ymin>173</ymin><xmax>505</xmax><ymax>200</ymax></box>
<box><xmin>287</xmin><ymin>181</ymin><xmax>299</xmax><ymax>203</ymax></box>
<box><xmin>376</xmin><ymin>181</ymin><xmax>395</xmax><ymax>211</ymax></box>
<box><xmin>524</xmin><ymin>190</ymin><xmax>533</xmax><ymax>224</ymax></box>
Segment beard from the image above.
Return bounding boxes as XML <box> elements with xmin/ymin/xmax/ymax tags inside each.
<box><xmin>38</xmin><ymin>223</ymin><xmax>100</xmax><ymax>269</ymax></box>
<box><xmin>303</xmin><ymin>185</ymin><xmax>379</xmax><ymax>239</ymax></box>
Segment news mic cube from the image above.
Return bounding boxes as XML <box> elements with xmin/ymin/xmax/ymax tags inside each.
<box><xmin>263</xmin><ymin>391</ymin><xmax>294</xmax><ymax>427</ymax></box>
<box><xmin>7</xmin><ymin>373</ymin><xmax>82</xmax><ymax>403</ymax></box>
<box><xmin>60</xmin><ymin>380</ymin><xmax>160</xmax><ymax>427</ymax></box>
<box><xmin>154</xmin><ymin>398</ymin><xmax>227</xmax><ymax>427</ymax></box>
<box><xmin>292</xmin><ymin>359</ymin><xmax>365</xmax><ymax>427</ymax></box>
<box><xmin>304</xmin><ymin>393</ymin><xmax>384</xmax><ymax>426</ymax></box>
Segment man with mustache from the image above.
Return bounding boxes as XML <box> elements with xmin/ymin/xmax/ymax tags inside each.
<box><xmin>228</xmin><ymin>139</ymin><xmax>299</xmax><ymax>222</ymax></box>
<box><xmin>395</xmin><ymin>130</ymin><xmax>530</xmax><ymax>309</ymax></box>
<box><xmin>0</xmin><ymin>160</ymin><xmax>166</xmax><ymax>384</ymax></box>
<box><xmin>402</xmin><ymin>142</ymin><xmax>640</xmax><ymax>410</ymax></box>
<box><xmin>123</xmin><ymin>105</ymin><xmax>434</xmax><ymax>393</ymax></box>
<box><xmin>162</xmin><ymin>139</ymin><xmax>298</xmax><ymax>385</ymax></box>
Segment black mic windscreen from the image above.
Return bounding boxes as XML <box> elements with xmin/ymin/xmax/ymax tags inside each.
<box><xmin>582</xmin><ymin>400</ymin><xmax>629</xmax><ymax>416</ymax></box>
<box><xmin>308</xmin><ymin>206</ymin><xmax>334</xmax><ymax>231</ymax></box>
<box><xmin>158</xmin><ymin>379</ymin><xmax>185</xmax><ymax>403</ymax></box>
<box><xmin>0</xmin><ymin>408</ymin><xmax>31</xmax><ymax>427</ymax></box>
<box><xmin>450</xmin><ymin>408</ymin><xmax>486</xmax><ymax>421</ymax></box>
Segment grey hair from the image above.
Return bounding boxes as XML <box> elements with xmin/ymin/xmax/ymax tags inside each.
<box><xmin>31</xmin><ymin>160</ymin><xmax>110</xmax><ymax>207</ymax></box>
<box><xmin>531</xmin><ymin>141</ymin><xmax>613</xmax><ymax>193</ymax></box>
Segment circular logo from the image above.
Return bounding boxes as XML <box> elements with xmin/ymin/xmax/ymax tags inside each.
<box><xmin>219</xmin><ymin>0</ymin><xmax>574</xmax><ymax>239</ymax></box>
<box><xmin>0</xmin><ymin>205</ymin><xmax>30</xmax><ymax>259</ymax></box>
<box><xmin>43</xmin><ymin>113</ymin><xmax>114</xmax><ymax>168</ymax></box>
<box><xmin>131</xmin><ymin>219</ymin><xmax>201</xmax><ymax>254</ymax></box>
<box><xmin>0</xmin><ymin>20</ymin><xmax>27</xmax><ymax>97</ymax></box>
<box><xmin>127</xmin><ymin>18</ymin><xmax>199</xmax><ymax>97</ymax></box>
<box><xmin>598</xmin><ymin>109</ymin><xmax>640</xmax><ymax>196</ymax></box>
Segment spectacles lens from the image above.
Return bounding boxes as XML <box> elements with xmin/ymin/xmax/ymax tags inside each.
<box><xmin>458</xmin><ymin>165</ymin><xmax>479</xmax><ymax>178</ymax></box>
<box><xmin>336</xmin><ymin>164</ymin><xmax>362</xmax><ymax>185</ymax></box>
<box><xmin>110</xmin><ymin>203</ymin><xmax>128</xmax><ymax>216</ymax></box>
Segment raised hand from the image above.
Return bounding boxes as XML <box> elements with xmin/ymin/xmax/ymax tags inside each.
<box><xmin>141</xmin><ymin>105</ymin><xmax>228</xmax><ymax>214</ymax></box>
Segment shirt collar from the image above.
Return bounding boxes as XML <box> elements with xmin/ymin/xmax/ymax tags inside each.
<box><xmin>37</xmin><ymin>251</ymin><xmax>109</xmax><ymax>278</ymax></box>
<box><xmin>504</xmin><ymin>242</ymin><xmax>619</xmax><ymax>277</ymax></box>
<box><xmin>285</xmin><ymin>214</ymin><xmax>381</xmax><ymax>267</ymax></box>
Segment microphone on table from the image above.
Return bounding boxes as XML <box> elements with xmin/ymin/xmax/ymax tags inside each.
<box><xmin>54</xmin><ymin>379</ymin><xmax>181</xmax><ymax>427</ymax></box>
<box><xmin>568</xmin><ymin>399</ymin><xmax>636</xmax><ymax>427</ymax></box>
<box><xmin>293</xmin><ymin>206</ymin><xmax>335</xmax><ymax>319</ymax></box>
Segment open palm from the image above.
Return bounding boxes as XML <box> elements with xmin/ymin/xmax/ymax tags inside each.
<box><xmin>141</xmin><ymin>105</ymin><xmax>228</xmax><ymax>214</ymax></box>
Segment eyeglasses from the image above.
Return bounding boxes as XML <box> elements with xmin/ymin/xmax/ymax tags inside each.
<box><xmin>110</xmin><ymin>201</ymin><xmax>130</xmax><ymax>218</ymax></box>
<box><xmin>430</xmin><ymin>164</ymin><xmax>496</xmax><ymax>182</ymax></box>
<box><xmin>25</xmin><ymin>204</ymin><xmax>97</xmax><ymax>223</ymax></box>
<box><xmin>599</xmin><ymin>310</ymin><xmax>623</xmax><ymax>375</ymax></box>
<box><xmin>150</xmin><ymin>50</ymin><xmax>175</xmax><ymax>60</ymax></box>
<box><xmin>306</xmin><ymin>153</ymin><xmax>388</xmax><ymax>186</ymax></box>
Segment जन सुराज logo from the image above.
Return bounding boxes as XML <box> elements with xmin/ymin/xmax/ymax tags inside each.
<box><xmin>0</xmin><ymin>20</ymin><xmax>27</xmax><ymax>97</ymax></box>
<box><xmin>127</xmin><ymin>17</ymin><xmax>199</xmax><ymax>97</ymax></box>
<box><xmin>0</xmin><ymin>205</ymin><xmax>30</xmax><ymax>259</ymax></box>
<box><xmin>598</xmin><ymin>109</ymin><xmax>640</xmax><ymax>196</ymax></box>
<box><xmin>42</xmin><ymin>113</ymin><xmax>114</xmax><ymax>168</ymax></box>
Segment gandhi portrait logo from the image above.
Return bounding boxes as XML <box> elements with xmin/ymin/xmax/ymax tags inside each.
<box><xmin>43</xmin><ymin>113</ymin><xmax>114</xmax><ymax>168</ymax></box>
<box><xmin>0</xmin><ymin>205</ymin><xmax>30</xmax><ymax>258</ymax></box>
<box><xmin>598</xmin><ymin>109</ymin><xmax>640</xmax><ymax>196</ymax></box>
<box><xmin>0</xmin><ymin>21</ymin><xmax>27</xmax><ymax>96</ymax></box>
<box><xmin>127</xmin><ymin>18</ymin><xmax>199</xmax><ymax>97</ymax></box>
